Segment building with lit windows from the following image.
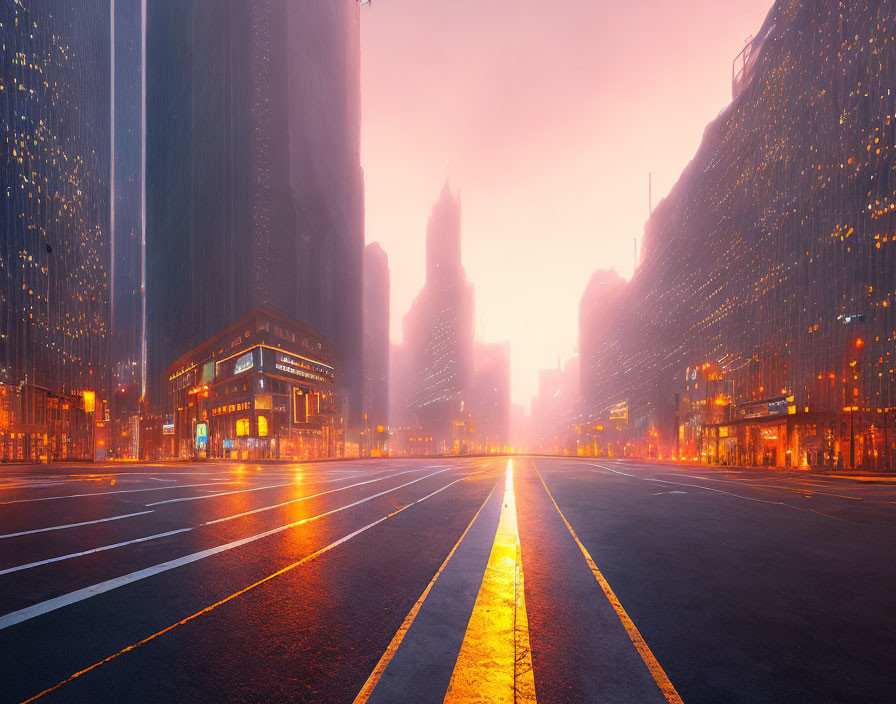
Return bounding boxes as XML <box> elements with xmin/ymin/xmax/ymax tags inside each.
<box><xmin>0</xmin><ymin>0</ymin><xmax>111</xmax><ymax>461</ymax></box>
<box><xmin>402</xmin><ymin>183</ymin><xmax>475</xmax><ymax>452</ymax></box>
<box><xmin>166</xmin><ymin>306</ymin><xmax>340</xmax><ymax>460</ymax></box>
<box><xmin>578</xmin><ymin>0</ymin><xmax>896</xmax><ymax>469</ymax></box>
<box><xmin>362</xmin><ymin>242</ymin><xmax>390</xmax><ymax>455</ymax></box>
<box><xmin>109</xmin><ymin>0</ymin><xmax>146</xmax><ymax>459</ymax></box>
<box><xmin>146</xmin><ymin>0</ymin><xmax>364</xmax><ymax>436</ymax></box>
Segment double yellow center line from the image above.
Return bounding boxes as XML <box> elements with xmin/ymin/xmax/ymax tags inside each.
<box><xmin>444</xmin><ymin>459</ymin><xmax>537</xmax><ymax>703</ymax></box>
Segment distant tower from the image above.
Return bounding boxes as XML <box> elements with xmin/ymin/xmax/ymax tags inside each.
<box><xmin>403</xmin><ymin>182</ymin><xmax>475</xmax><ymax>449</ymax></box>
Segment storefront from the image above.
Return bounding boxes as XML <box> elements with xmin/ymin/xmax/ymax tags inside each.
<box><xmin>0</xmin><ymin>383</ymin><xmax>95</xmax><ymax>462</ymax></box>
<box><xmin>704</xmin><ymin>396</ymin><xmax>831</xmax><ymax>468</ymax></box>
<box><xmin>167</xmin><ymin>306</ymin><xmax>342</xmax><ymax>461</ymax></box>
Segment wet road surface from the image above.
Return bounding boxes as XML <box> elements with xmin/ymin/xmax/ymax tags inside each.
<box><xmin>2</xmin><ymin>457</ymin><xmax>896</xmax><ymax>703</ymax></box>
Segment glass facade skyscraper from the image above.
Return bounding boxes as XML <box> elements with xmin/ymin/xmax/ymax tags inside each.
<box><xmin>145</xmin><ymin>0</ymin><xmax>364</xmax><ymax>433</ymax></box>
<box><xmin>0</xmin><ymin>0</ymin><xmax>110</xmax><ymax>459</ymax></box>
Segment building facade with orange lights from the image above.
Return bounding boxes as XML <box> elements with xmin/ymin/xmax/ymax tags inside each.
<box><xmin>1</xmin><ymin>0</ymin><xmax>111</xmax><ymax>461</ymax></box>
<box><xmin>166</xmin><ymin>307</ymin><xmax>341</xmax><ymax>461</ymax></box>
<box><xmin>578</xmin><ymin>0</ymin><xmax>896</xmax><ymax>469</ymax></box>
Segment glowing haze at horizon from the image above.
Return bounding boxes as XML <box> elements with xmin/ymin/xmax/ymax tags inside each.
<box><xmin>360</xmin><ymin>0</ymin><xmax>773</xmax><ymax>408</ymax></box>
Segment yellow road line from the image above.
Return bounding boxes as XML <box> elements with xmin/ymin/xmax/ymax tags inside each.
<box><xmin>533</xmin><ymin>461</ymin><xmax>684</xmax><ymax>704</ymax></box>
<box><xmin>352</xmin><ymin>481</ymin><xmax>499</xmax><ymax>704</ymax></box>
<box><xmin>444</xmin><ymin>459</ymin><xmax>537</xmax><ymax>704</ymax></box>
<box><xmin>18</xmin><ymin>478</ymin><xmax>469</xmax><ymax>704</ymax></box>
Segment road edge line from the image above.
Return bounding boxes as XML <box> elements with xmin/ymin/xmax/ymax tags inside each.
<box><xmin>532</xmin><ymin>460</ymin><xmax>684</xmax><ymax>704</ymax></box>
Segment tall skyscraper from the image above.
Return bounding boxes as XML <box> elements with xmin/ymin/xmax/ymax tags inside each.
<box><xmin>403</xmin><ymin>183</ymin><xmax>474</xmax><ymax>449</ymax></box>
<box><xmin>145</xmin><ymin>0</ymin><xmax>364</xmax><ymax>433</ymax></box>
<box><xmin>0</xmin><ymin>0</ymin><xmax>111</xmax><ymax>459</ymax></box>
<box><xmin>110</xmin><ymin>0</ymin><xmax>145</xmax><ymax>457</ymax></box>
<box><xmin>363</xmin><ymin>242</ymin><xmax>390</xmax><ymax>439</ymax></box>
<box><xmin>578</xmin><ymin>0</ymin><xmax>896</xmax><ymax>468</ymax></box>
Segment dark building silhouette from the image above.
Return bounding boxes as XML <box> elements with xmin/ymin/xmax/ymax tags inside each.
<box><xmin>363</xmin><ymin>242</ymin><xmax>390</xmax><ymax>447</ymax></box>
<box><xmin>145</xmin><ymin>0</ymin><xmax>363</xmax><ymax>435</ymax></box>
<box><xmin>402</xmin><ymin>183</ymin><xmax>474</xmax><ymax>450</ymax></box>
<box><xmin>0</xmin><ymin>0</ymin><xmax>111</xmax><ymax>460</ymax></box>
<box><xmin>579</xmin><ymin>0</ymin><xmax>896</xmax><ymax>469</ymax></box>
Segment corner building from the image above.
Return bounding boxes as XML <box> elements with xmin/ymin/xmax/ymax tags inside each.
<box><xmin>167</xmin><ymin>307</ymin><xmax>340</xmax><ymax>460</ymax></box>
<box><xmin>580</xmin><ymin>0</ymin><xmax>896</xmax><ymax>469</ymax></box>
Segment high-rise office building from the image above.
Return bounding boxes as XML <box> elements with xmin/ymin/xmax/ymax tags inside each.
<box><xmin>578</xmin><ymin>0</ymin><xmax>896</xmax><ymax>468</ymax></box>
<box><xmin>145</xmin><ymin>0</ymin><xmax>364</xmax><ymax>434</ymax></box>
<box><xmin>0</xmin><ymin>0</ymin><xmax>111</xmax><ymax>460</ymax></box>
<box><xmin>402</xmin><ymin>183</ymin><xmax>474</xmax><ymax>449</ymax></box>
<box><xmin>110</xmin><ymin>0</ymin><xmax>145</xmax><ymax>457</ymax></box>
<box><xmin>363</xmin><ymin>242</ymin><xmax>390</xmax><ymax>446</ymax></box>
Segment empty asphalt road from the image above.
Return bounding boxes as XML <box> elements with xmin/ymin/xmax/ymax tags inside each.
<box><xmin>2</xmin><ymin>457</ymin><xmax>895</xmax><ymax>703</ymax></box>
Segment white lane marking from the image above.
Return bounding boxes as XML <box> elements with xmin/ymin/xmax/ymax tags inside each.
<box><xmin>653</xmin><ymin>491</ymin><xmax>687</xmax><ymax>496</ymax></box>
<box><xmin>146</xmin><ymin>483</ymin><xmax>293</xmax><ymax>506</ymax></box>
<box><xmin>0</xmin><ymin>511</ymin><xmax>154</xmax><ymax>540</ymax></box>
<box><xmin>0</xmin><ymin>481</ymin><xmax>241</xmax><ymax>505</ymax></box>
<box><xmin>0</xmin><ymin>469</ymin><xmax>460</xmax><ymax>630</ymax></box>
<box><xmin>12</xmin><ymin>479</ymin><xmax>469</xmax><ymax>703</ymax></box>
<box><xmin>145</xmin><ymin>465</ymin><xmax>443</xmax><ymax>507</ymax></box>
<box><xmin>0</xmin><ymin>529</ymin><xmax>192</xmax><ymax>576</ymax></box>
<box><xmin>588</xmin><ymin>463</ymin><xmax>847</xmax><ymax>521</ymax></box>
<box><xmin>0</xmin><ymin>469</ymin><xmax>454</xmax><ymax>588</ymax></box>
<box><xmin>147</xmin><ymin>478</ymin><xmax>178</xmax><ymax>483</ymax></box>
<box><xmin>200</xmin><ymin>467</ymin><xmax>447</xmax><ymax>525</ymax></box>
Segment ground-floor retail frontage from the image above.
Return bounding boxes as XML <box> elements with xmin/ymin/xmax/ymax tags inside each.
<box><xmin>167</xmin><ymin>306</ymin><xmax>343</xmax><ymax>461</ymax></box>
<box><xmin>704</xmin><ymin>410</ymin><xmax>893</xmax><ymax>470</ymax></box>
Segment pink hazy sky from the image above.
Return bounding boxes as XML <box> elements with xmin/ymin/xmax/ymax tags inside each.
<box><xmin>360</xmin><ymin>0</ymin><xmax>773</xmax><ymax>409</ymax></box>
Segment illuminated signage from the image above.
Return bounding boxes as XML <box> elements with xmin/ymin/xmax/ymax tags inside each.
<box><xmin>234</xmin><ymin>351</ymin><xmax>254</xmax><ymax>375</ymax></box>
<box><xmin>609</xmin><ymin>402</ymin><xmax>628</xmax><ymax>421</ymax></box>
<box><xmin>162</xmin><ymin>423</ymin><xmax>175</xmax><ymax>436</ymax></box>
<box><xmin>212</xmin><ymin>401</ymin><xmax>251</xmax><ymax>416</ymax></box>
<box><xmin>273</xmin><ymin>352</ymin><xmax>332</xmax><ymax>384</ymax></box>
<box><xmin>83</xmin><ymin>390</ymin><xmax>96</xmax><ymax>414</ymax></box>
<box><xmin>293</xmin><ymin>388</ymin><xmax>308</xmax><ymax>423</ymax></box>
<box><xmin>195</xmin><ymin>422</ymin><xmax>208</xmax><ymax>449</ymax></box>
<box><xmin>199</xmin><ymin>360</ymin><xmax>215</xmax><ymax>384</ymax></box>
